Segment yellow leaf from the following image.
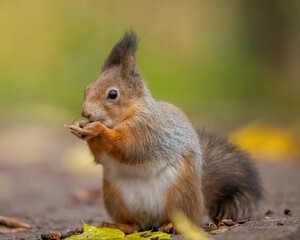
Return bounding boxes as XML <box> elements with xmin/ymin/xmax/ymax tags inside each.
<box><xmin>230</xmin><ymin>122</ymin><xmax>298</xmax><ymax>161</ymax></box>
<box><xmin>65</xmin><ymin>223</ymin><xmax>171</xmax><ymax>240</ymax></box>
<box><xmin>65</xmin><ymin>223</ymin><xmax>125</xmax><ymax>240</ymax></box>
<box><xmin>172</xmin><ymin>211</ymin><xmax>211</xmax><ymax>240</ymax></box>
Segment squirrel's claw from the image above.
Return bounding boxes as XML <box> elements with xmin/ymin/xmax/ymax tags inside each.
<box><xmin>64</xmin><ymin>124</ymin><xmax>87</xmax><ymax>140</ymax></box>
<box><xmin>69</xmin><ymin>125</ymin><xmax>88</xmax><ymax>140</ymax></box>
<box><xmin>70</xmin><ymin>129</ymin><xmax>86</xmax><ymax>140</ymax></box>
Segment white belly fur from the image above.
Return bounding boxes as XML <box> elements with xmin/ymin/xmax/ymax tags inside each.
<box><xmin>101</xmin><ymin>155</ymin><xmax>182</xmax><ymax>229</ymax></box>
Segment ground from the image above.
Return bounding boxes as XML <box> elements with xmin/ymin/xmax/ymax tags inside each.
<box><xmin>0</xmin><ymin>125</ymin><xmax>299</xmax><ymax>240</ymax></box>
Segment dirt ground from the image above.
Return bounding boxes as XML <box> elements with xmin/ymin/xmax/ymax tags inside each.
<box><xmin>0</xmin><ymin>125</ymin><xmax>299</xmax><ymax>240</ymax></box>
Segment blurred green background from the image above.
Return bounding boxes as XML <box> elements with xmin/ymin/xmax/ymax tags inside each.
<box><xmin>1</xmin><ymin>0</ymin><xmax>299</xmax><ymax>129</ymax></box>
<box><xmin>1</xmin><ymin>1</ymin><xmax>300</xmax><ymax>225</ymax></box>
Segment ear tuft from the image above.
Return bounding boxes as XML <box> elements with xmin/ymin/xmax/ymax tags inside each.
<box><xmin>102</xmin><ymin>30</ymin><xmax>138</xmax><ymax>75</ymax></box>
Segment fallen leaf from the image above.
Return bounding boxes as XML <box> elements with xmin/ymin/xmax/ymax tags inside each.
<box><xmin>203</xmin><ymin>222</ymin><xmax>218</xmax><ymax>232</ymax></box>
<box><xmin>265</xmin><ymin>210</ymin><xmax>274</xmax><ymax>216</ymax></box>
<box><xmin>65</xmin><ymin>224</ymin><xmax>124</xmax><ymax>240</ymax></box>
<box><xmin>220</xmin><ymin>219</ymin><xmax>237</xmax><ymax>226</ymax></box>
<box><xmin>172</xmin><ymin>211</ymin><xmax>211</xmax><ymax>240</ymax></box>
<box><xmin>61</xmin><ymin>228</ymin><xmax>83</xmax><ymax>239</ymax></box>
<box><xmin>284</xmin><ymin>208</ymin><xmax>292</xmax><ymax>216</ymax></box>
<box><xmin>0</xmin><ymin>216</ymin><xmax>31</xmax><ymax>234</ymax></box>
<box><xmin>158</xmin><ymin>222</ymin><xmax>175</xmax><ymax>234</ymax></box>
<box><xmin>127</xmin><ymin>230</ymin><xmax>170</xmax><ymax>239</ymax></box>
<box><xmin>237</xmin><ymin>219</ymin><xmax>247</xmax><ymax>224</ymax></box>
<box><xmin>230</xmin><ymin>122</ymin><xmax>298</xmax><ymax>161</ymax></box>
<box><xmin>41</xmin><ymin>232</ymin><xmax>61</xmax><ymax>240</ymax></box>
<box><xmin>64</xmin><ymin>223</ymin><xmax>171</xmax><ymax>240</ymax></box>
<box><xmin>209</xmin><ymin>226</ymin><xmax>229</xmax><ymax>235</ymax></box>
<box><xmin>0</xmin><ymin>226</ymin><xmax>29</xmax><ymax>233</ymax></box>
<box><xmin>0</xmin><ymin>216</ymin><xmax>31</xmax><ymax>229</ymax></box>
<box><xmin>217</xmin><ymin>221</ymin><xmax>224</xmax><ymax>227</ymax></box>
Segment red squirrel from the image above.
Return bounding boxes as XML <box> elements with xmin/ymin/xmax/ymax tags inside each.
<box><xmin>67</xmin><ymin>31</ymin><xmax>262</xmax><ymax>233</ymax></box>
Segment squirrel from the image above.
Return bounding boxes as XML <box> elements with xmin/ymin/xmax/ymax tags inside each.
<box><xmin>67</xmin><ymin>31</ymin><xmax>262</xmax><ymax>233</ymax></box>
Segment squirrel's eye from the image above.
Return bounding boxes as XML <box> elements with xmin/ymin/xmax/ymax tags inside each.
<box><xmin>107</xmin><ymin>89</ymin><xmax>118</xmax><ymax>100</ymax></box>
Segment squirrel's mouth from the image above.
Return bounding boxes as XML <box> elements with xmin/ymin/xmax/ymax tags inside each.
<box><xmin>96</xmin><ymin>118</ymin><xmax>114</xmax><ymax>129</ymax></box>
<box><xmin>87</xmin><ymin>116</ymin><xmax>105</xmax><ymax>124</ymax></box>
<box><xmin>97</xmin><ymin>118</ymin><xmax>106</xmax><ymax>124</ymax></box>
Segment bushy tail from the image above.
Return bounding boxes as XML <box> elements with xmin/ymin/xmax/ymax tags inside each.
<box><xmin>199</xmin><ymin>130</ymin><xmax>263</xmax><ymax>221</ymax></box>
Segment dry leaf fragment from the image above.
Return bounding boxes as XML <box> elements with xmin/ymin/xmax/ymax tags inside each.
<box><xmin>150</xmin><ymin>237</ymin><xmax>159</xmax><ymax>240</ymax></box>
<box><xmin>140</xmin><ymin>232</ymin><xmax>152</xmax><ymax>238</ymax></box>
<box><xmin>209</xmin><ymin>226</ymin><xmax>229</xmax><ymax>235</ymax></box>
<box><xmin>208</xmin><ymin>222</ymin><xmax>218</xmax><ymax>230</ymax></box>
<box><xmin>265</xmin><ymin>210</ymin><xmax>274</xmax><ymax>216</ymax></box>
<box><xmin>41</xmin><ymin>232</ymin><xmax>61</xmax><ymax>240</ymax></box>
<box><xmin>0</xmin><ymin>226</ymin><xmax>29</xmax><ymax>234</ymax></box>
<box><xmin>0</xmin><ymin>216</ymin><xmax>31</xmax><ymax>229</ymax></box>
<box><xmin>217</xmin><ymin>221</ymin><xmax>225</xmax><ymax>227</ymax></box>
<box><xmin>41</xmin><ymin>228</ymin><xmax>83</xmax><ymax>240</ymax></box>
<box><xmin>60</xmin><ymin>229</ymin><xmax>83</xmax><ymax>239</ymax></box>
<box><xmin>0</xmin><ymin>216</ymin><xmax>31</xmax><ymax>234</ymax></box>
<box><xmin>284</xmin><ymin>208</ymin><xmax>292</xmax><ymax>216</ymax></box>
<box><xmin>127</xmin><ymin>230</ymin><xmax>171</xmax><ymax>239</ymax></box>
<box><xmin>220</xmin><ymin>219</ymin><xmax>237</xmax><ymax>226</ymax></box>
<box><xmin>237</xmin><ymin>219</ymin><xmax>247</xmax><ymax>224</ymax></box>
<box><xmin>158</xmin><ymin>222</ymin><xmax>175</xmax><ymax>234</ymax></box>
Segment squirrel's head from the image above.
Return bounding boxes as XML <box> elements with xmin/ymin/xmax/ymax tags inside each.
<box><xmin>82</xmin><ymin>31</ymin><xmax>147</xmax><ymax>128</ymax></box>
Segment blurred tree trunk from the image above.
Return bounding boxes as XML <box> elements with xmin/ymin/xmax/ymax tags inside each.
<box><xmin>239</xmin><ymin>0</ymin><xmax>290</xmax><ymax>71</ymax></box>
<box><xmin>238</xmin><ymin>0</ymin><xmax>300</xmax><ymax>117</ymax></box>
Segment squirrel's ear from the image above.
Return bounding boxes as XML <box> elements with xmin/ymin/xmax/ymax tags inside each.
<box><xmin>102</xmin><ymin>31</ymin><xmax>138</xmax><ymax>77</ymax></box>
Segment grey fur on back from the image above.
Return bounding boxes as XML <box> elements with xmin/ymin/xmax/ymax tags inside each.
<box><xmin>157</xmin><ymin>101</ymin><xmax>202</xmax><ymax>163</ymax></box>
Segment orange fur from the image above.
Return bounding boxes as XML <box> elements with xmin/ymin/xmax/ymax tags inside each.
<box><xmin>87</xmin><ymin>137</ymin><xmax>104</xmax><ymax>164</ymax></box>
<box><xmin>93</xmin><ymin>124</ymin><xmax>134</xmax><ymax>164</ymax></box>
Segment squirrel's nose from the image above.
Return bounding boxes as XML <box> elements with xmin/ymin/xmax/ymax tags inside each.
<box><xmin>81</xmin><ymin>109</ymin><xmax>91</xmax><ymax>119</ymax></box>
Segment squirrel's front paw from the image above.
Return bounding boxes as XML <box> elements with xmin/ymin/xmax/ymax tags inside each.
<box><xmin>66</xmin><ymin>121</ymin><xmax>103</xmax><ymax>140</ymax></box>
